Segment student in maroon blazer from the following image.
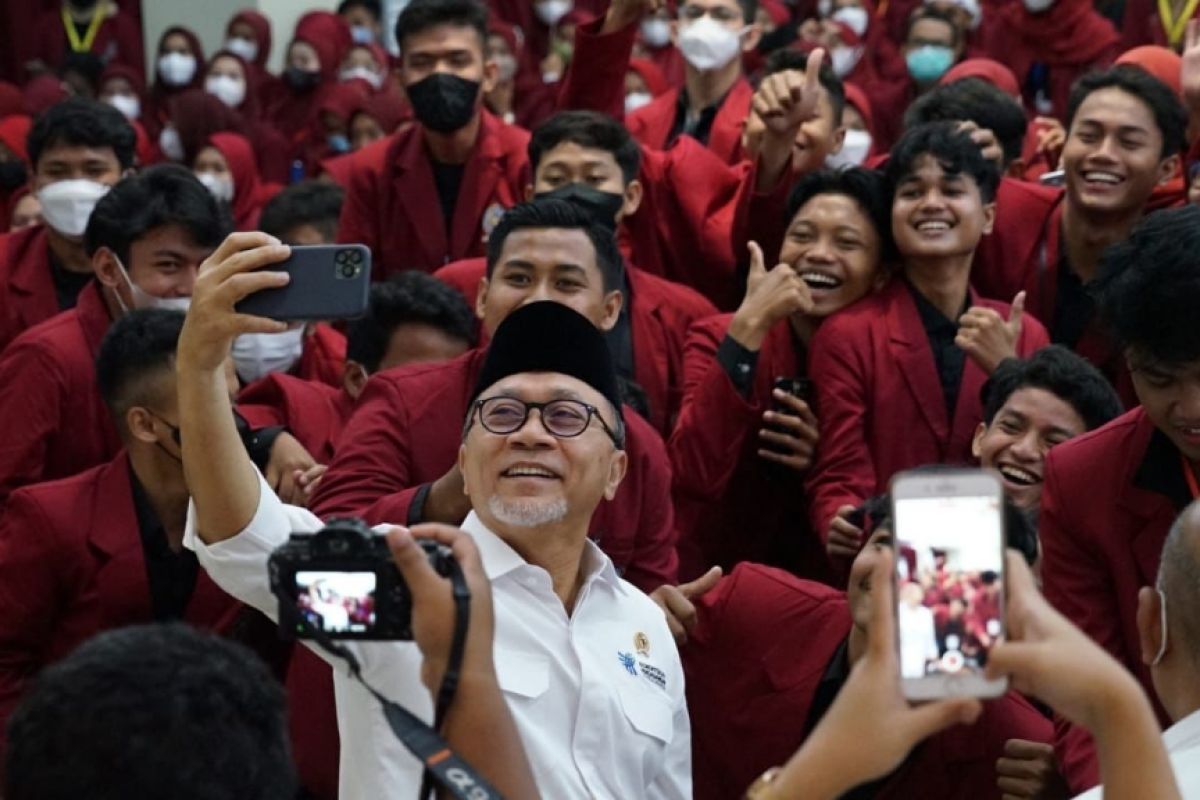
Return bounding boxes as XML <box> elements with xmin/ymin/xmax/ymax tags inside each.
<box><xmin>335</xmin><ymin>0</ymin><xmax>531</xmax><ymax>278</ymax></box>
<box><xmin>806</xmin><ymin>123</ymin><xmax>1050</xmax><ymax>558</ymax></box>
<box><xmin>1039</xmin><ymin>205</ymin><xmax>1200</xmax><ymax>793</ymax></box>
<box><xmin>670</xmin><ymin>168</ymin><xmax>890</xmax><ymax>581</ymax></box>
<box><xmin>0</xmin><ymin>99</ymin><xmax>135</xmax><ymax>353</ymax></box>
<box><xmin>676</xmin><ymin>497</ymin><xmax>1054</xmax><ymax>800</ymax></box>
<box><xmin>311</xmin><ymin>198</ymin><xmax>679</xmax><ymax>590</ymax></box>
<box><xmin>0</xmin><ymin>311</ymin><xmax>247</xmax><ymax>766</ymax></box>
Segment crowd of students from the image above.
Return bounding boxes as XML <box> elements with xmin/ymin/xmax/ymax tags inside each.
<box><xmin>1</xmin><ymin>0</ymin><xmax>1200</xmax><ymax>797</ymax></box>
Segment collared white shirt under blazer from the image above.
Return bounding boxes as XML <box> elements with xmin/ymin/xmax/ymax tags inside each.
<box><xmin>184</xmin><ymin>474</ymin><xmax>691</xmax><ymax>800</ymax></box>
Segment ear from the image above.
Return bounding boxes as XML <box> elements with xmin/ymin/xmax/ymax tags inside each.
<box><xmin>342</xmin><ymin>361</ymin><xmax>369</xmax><ymax>400</ymax></box>
<box><xmin>523</xmin><ymin>182</ymin><xmax>535</xmax><ymax>202</ymax></box>
<box><xmin>599</xmin><ymin>289</ymin><xmax>623</xmax><ymax>331</ymax></box>
<box><xmin>457</xmin><ymin>445</ymin><xmax>470</xmax><ymax>496</ymax></box>
<box><xmin>622</xmin><ymin>178</ymin><xmax>643</xmax><ymax>217</ymax></box>
<box><xmin>741</xmin><ymin>21</ymin><xmax>763</xmax><ymax>51</ymax></box>
<box><xmin>603</xmin><ymin>447</ymin><xmax>629</xmax><ymax>500</ymax></box>
<box><xmin>971</xmin><ymin>422</ymin><xmax>986</xmax><ymax>460</ymax></box>
<box><xmin>980</xmin><ymin>201</ymin><xmax>997</xmax><ymax>236</ymax></box>
<box><xmin>829</xmin><ymin>124</ymin><xmax>847</xmax><ymax>155</ymax></box>
<box><xmin>475</xmin><ymin>276</ymin><xmax>490</xmax><ymax>321</ymax></box>
<box><xmin>1136</xmin><ymin>585</ymin><xmax>1164</xmax><ymax>666</ymax></box>
<box><xmin>125</xmin><ymin>407</ymin><xmax>158</xmax><ymax>445</ymax></box>
<box><xmin>480</xmin><ymin>56</ymin><xmax>500</xmax><ymax>94</ymax></box>
<box><xmin>1158</xmin><ymin>153</ymin><xmax>1181</xmax><ymax>186</ymax></box>
<box><xmin>93</xmin><ymin>247</ymin><xmax>122</xmax><ymax>290</ymax></box>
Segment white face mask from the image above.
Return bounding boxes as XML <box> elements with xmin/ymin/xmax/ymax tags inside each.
<box><xmin>535</xmin><ymin>0</ymin><xmax>572</xmax><ymax>26</ymax></box>
<box><xmin>351</xmin><ymin>24</ymin><xmax>376</xmax><ymax>45</ymax></box>
<box><xmin>232</xmin><ymin>327</ymin><xmax>306</xmax><ymax>382</ymax></box>
<box><xmin>542</xmin><ymin>69</ymin><xmax>562</xmax><ymax>83</ymax></box>
<box><xmin>830</xmin><ymin>44</ymin><xmax>863</xmax><ymax>77</ymax></box>
<box><xmin>826</xmin><ymin>128</ymin><xmax>872</xmax><ymax>168</ymax></box>
<box><xmin>111</xmin><ymin>251</ymin><xmax>192</xmax><ymax>314</ymax></box>
<box><xmin>158</xmin><ymin>52</ymin><xmax>198</xmax><ymax>86</ymax></box>
<box><xmin>339</xmin><ymin>66</ymin><xmax>384</xmax><ymax>88</ymax></box>
<box><xmin>224</xmin><ymin>36</ymin><xmax>259</xmax><ymax>63</ymax></box>
<box><xmin>678</xmin><ymin>16</ymin><xmax>745</xmax><ymax>72</ymax></box>
<box><xmin>205</xmin><ymin>74</ymin><xmax>246</xmax><ymax>108</ymax></box>
<box><xmin>640</xmin><ymin>17</ymin><xmax>672</xmax><ymax>48</ymax></box>
<box><xmin>625</xmin><ymin>91</ymin><xmax>653</xmax><ymax>114</ymax></box>
<box><xmin>195</xmin><ymin>171</ymin><xmax>235</xmax><ymax>203</ymax></box>
<box><xmin>1022</xmin><ymin>0</ymin><xmax>1055</xmax><ymax>11</ymax></box>
<box><xmin>37</xmin><ymin>179</ymin><xmax>111</xmax><ymax>239</ymax></box>
<box><xmin>104</xmin><ymin>93</ymin><xmax>141</xmax><ymax>120</ymax></box>
<box><xmin>493</xmin><ymin>53</ymin><xmax>518</xmax><ymax>82</ymax></box>
<box><xmin>158</xmin><ymin>125</ymin><xmax>184</xmax><ymax>162</ymax></box>
<box><xmin>831</xmin><ymin>5</ymin><xmax>869</xmax><ymax>36</ymax></box>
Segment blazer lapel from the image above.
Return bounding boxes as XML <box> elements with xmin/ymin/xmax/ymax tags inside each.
<box><xmin>708</xmin><ymin>79</ymin><xmax>751</xmax><ymax>164</ymax></box>
<box><xmin>85</xmin><ymin>454</ymin><xmax>153</xmax><ymax>625</ymax></box>
<box><xmin>392</xmin><ymin>129</ymin><xmax>448</xmax><ymax>268</ymax></box>
<box><xmin>885</xmin><ymin>282</ymin><xmax>950</xmax><ymax>443</ymax></box>
<box><xmin>450</xmin><ymin>114</ymin><xmax>505</xmax><ymax>260</ymax></box>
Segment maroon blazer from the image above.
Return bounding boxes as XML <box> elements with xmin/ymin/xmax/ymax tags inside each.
<box><xmin>292</xmin><ymin>323</ymin><xmax>347</xmax><ymax>389</ymax></box>
<box><xmin>1040</xmin><ymin>407</ymin><xmax>1184</xmax><ymax>791</ymax></box>
<box><xmin>805</xmin><ymin>278</ymin><xmax>1051</xmax><ymax>537</ymax></box>
<box><xmin>432</xmin><ymin>256</ymin><xmax>718</xmax><ymax>435</ymax></box>
<box><xmin>0</xmin><ymin>281</ymin><xmax>120</xmax><ymax>506</ymax></box>
<box><xmin>335</xmin><ymin>112</ymin><xmax>531</xmax><ymax>278</ymax></box>
<box><xmin>684</xmin><ymin>563</ymin><xmax>1055</xmax><ymax>800</ymax></box>
<box><xmin>0</xmin><ymin>225</ymin><xmax>59</xmax><ymax>354</ymax></box>
<box><xmin>238</xmin><ymin>373</ymin><xmax>354</xmax><ymax>464</ymax></box>
<box><xmin>669</xmin><ymin>313</ymin><xmax>830</xmax><ymax>582</ymax></box>
<box><xmin>308</xmin><ymin>347</ymin><xmax>679</xmax><ymax>590</ymax></box>
<box><xmin>0</xmin><ymin>454</ymin><xmax>243</xmax><ymax>762</ymax></box>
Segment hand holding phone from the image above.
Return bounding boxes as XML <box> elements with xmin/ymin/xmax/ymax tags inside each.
<box><xmin>759</xmin><ymin>376</ymin><xmax>819</xmax><ymax>471</ymax></box>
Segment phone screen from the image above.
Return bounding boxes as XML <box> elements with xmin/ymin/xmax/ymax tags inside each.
<box><xmin>893</xmin><ymin>494</ymin><xmax>1004</xmax><ymax>680</ymax></box>
<box><xmin>295</xmin><ymin>570</ymin><xmax>378</xmax><ymax>634</ymax></box>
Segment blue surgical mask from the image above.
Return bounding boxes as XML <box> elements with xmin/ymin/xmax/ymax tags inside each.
<box><xmin>327</xmin><ymin>133</ymin><xmax>351</xmax><ymax>153</ymax></box>
<box><xmin>906</xmin><ymin>45</ymin><xmax>954</xmax><ymax>83</ymax></box>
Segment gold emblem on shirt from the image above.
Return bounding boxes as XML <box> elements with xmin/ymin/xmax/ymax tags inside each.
<box><xmin>634</xmin><ymin>632</ymin><xmax>650</xmax><ymax>657</ymax></box>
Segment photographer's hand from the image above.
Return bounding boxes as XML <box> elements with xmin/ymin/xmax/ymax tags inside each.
<box><xmin>387</xmin><ymin>524</ymin><xmax>540</xmax><ymax>800</ymax></box>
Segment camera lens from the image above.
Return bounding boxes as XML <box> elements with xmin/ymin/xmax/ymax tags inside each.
<box><xmin>335</xmin><ymin>251</ymin><xmax>349</xmax><ymax>266</ymax></box>
<box><xmin>347</xmin><ymin>249</ymin><xmax>363</xmax><ymax>264</ymax></box>
<box><xmin>338</xmin><ymin>263</ymin><xmax>357</xmax><ymax>279</ymax></box>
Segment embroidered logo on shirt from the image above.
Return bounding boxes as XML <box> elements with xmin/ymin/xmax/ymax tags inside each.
<box><xmin>634</xmin><ymin>632</ymin><xmax>650</xmax><ymax>657</ymax></box>
<box><xmin>638</xmin><ymin>661</ymin><xmax>667</xmax><ymax>690</ymax></box>
<box><xmin>618</xmin><ymin>651</ymin><xmax>638</xmax><ymax>676</ymax></box>
<box><xmin>481</xmin><ymin>203</ymin><xmax>507</xmax><ymax>240</ymax></box>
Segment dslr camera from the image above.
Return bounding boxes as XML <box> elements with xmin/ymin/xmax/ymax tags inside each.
<box><xmin>269</xmin><ymin>518</ymin><xmax>454</xmax><ymax>641</ymax></box>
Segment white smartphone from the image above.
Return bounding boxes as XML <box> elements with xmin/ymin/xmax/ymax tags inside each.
<box><xmin>891</xmin><ymin>469</ymin><xmax>1008</xmax><ymax>701</ymax></box>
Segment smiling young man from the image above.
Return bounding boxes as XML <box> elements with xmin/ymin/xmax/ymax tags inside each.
<box><xmin>1037</xmin><ymin>204</ymin><xmax>1200</xmax><ymax>792</ymax></box>
<box><xmin>312</xmin><ymin>198</ymin><xmax>679</xmax><ymax>591</ymax></box>
<box><xmin>177</xmin><ymin>246</ymin><xmax>690</xmax><ymax>798</ymax></box>
<box><xmin>973</xmin><ymin>345</ymin><xmax>1122</xmax><ymax>513</ymax></box>
<box><xmin>805</xmin><ymin>122</ymin><xmax>1050</xmax><ymax>562</ymax></box>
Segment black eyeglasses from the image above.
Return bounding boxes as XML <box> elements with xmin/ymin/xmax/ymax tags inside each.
<box><xmin>472</xmin><ymin>396</ymin><xmax>622</xmax><ymax>447</ymax></box>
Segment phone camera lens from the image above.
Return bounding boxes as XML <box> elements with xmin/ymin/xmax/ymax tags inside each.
<box><xmin>348</xmin><ymin>249</ymin><xmax>363</xmax><ymax>264</ymax></box>
<box><xmin>335</xmin><ymin>251</ymin><xmax>349</xmax><ymax>266</ymax></box>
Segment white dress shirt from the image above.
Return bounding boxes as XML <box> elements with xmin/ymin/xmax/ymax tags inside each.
<box><xmin>184</xmin><ymin>474</ymin><xmax>691</xmax><ymax>800</ymax></box>
<box><xmin>1073</xmin><ymin>707</ymin><xmax>1200</xmax><ymax>799</ymax></box>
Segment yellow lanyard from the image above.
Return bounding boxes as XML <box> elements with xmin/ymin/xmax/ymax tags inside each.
<box><xmin>62</xmin><ymin>2</ymin><xmax>106</xmax><ymax>54</ymax></box>
<box><xmin>1159</xmin><ymin>0</ymin><xmax>1200</xmax><ymax>47</ymax></box>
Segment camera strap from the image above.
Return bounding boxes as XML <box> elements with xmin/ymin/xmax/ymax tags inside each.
<box><xmin>302</xmin><ymin>560</ymin><xmax>503</xmax><ymax>800</ymax></box>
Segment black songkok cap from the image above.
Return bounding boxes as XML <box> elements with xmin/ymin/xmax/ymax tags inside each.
<box><xmin>470</xmin><ymin>301</ymin><xmax>623</xmax><ymax>420</ymax></box>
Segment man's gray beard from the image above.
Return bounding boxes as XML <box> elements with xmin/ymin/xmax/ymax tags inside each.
<box><xmin>487</xmin><ymin>495</ymin><xmax>569</xmax><ymax>528</ymax></box>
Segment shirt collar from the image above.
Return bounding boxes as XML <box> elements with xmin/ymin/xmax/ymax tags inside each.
<box><xmin>1163</xmin><ymin>706</ymin><xmax>1200</xmax><ymax>752</ymax></box>
<box><xmin>1132</xmin><ymin>426</ymin><xmax>1192</xmax><ymax>511</ymax></box>
<box><xmin>906</xmin><ymin>279</ymin><xmax>968</xmax><ymax>335</ymax></box>
<box><xmin>459</xmin><ymin>511</ymin><xmax>620</xmax><ymax>589</ymax></box>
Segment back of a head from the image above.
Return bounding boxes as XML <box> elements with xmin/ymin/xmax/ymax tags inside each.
<box><xmin>1066</xmin><ymin>65</ymin><xmax>1187</xmax><ymax>159</ymax></box>
<box><xmin>84</xmin><ymin>164</ymin><xmax>229</xmax><ymax>262</ymax></box>
<box><xmin>346</xmin><ymin>272</ymin><xmax>477</xmax><ymax>372</ymax></box>
<box><xmin>1095</xmin><ymin>205</ymin><xmax>1200</xmax><ymax>365</ymax></box>
<box><xmin>785</xmin><ymin>167</ymin><xmax>892</xmax><ymax>254</ymax></box>
<box><xmin>1159</xmin><ymin>501</ymin><xmax>1200</xmax><ymax>670</ymax></box>
<box><xmin>903</xmin><ymin>78</ymin><xmax>1027</xmax><ymax>167</ymax></box>
<box><xmin>886</xmin><ymin>120</ymin><xmax>999</xmax><ymax>203</ymax></box>
<box><xmin>95</xmin><ymin>309</ymin><xmax>185</xmax><ymax>430</ymax></box>
<box><xmin>394</xmin><ymin>0</ymin><xmax>488</xmax><ymax>51</ymax></box>
<box><xmin>529</xmin><ymin>111</ymin><xmax>642</xmax><ymax>185</ymax></box>
<box><xmin>27</xmin><ymin>97</ymin><xmax>136</xmax><ymax>171</ymax></box>
<box><xmin>485</xmin><ymin>198</ymin><xmax>624</xmax><ymax>293</ymax></box>
<box><xmin>763</xmin><ymin>48</ymin><xmax>845</xmax><ymax>127</ymax></box>
<box><xmin>4</xmin><ymin>623</ymin><xmax>295</xmax><ymax>800</ymax></box>
<box><xmin>981</xmin><ymin>345</ymin><xmax>1123</xmax><ymax>431</ymax></box>
<box><xmin>259</xmin><ymin>180</ymin><xmax>345</xmax><ymax>243</ymax></box>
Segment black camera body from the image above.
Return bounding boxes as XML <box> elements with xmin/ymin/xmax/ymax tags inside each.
<box><xmin>269</xmin><ymin>518</ymin><xmax>454</xmax><ymax>641</ymax></box>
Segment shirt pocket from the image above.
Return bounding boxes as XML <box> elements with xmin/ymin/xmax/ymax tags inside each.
<box><xmin>617</xmin><ymin>681</ymin><xmax>675</xmax><ymax>745</ymax></box>
<box><xmin>494</xmin><ymin>648</ymin><xmax>550</xmax><ymax>699</ymax></box>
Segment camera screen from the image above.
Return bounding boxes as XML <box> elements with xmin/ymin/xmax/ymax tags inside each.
<box><xmin>296</xmin><ymin>571</ymin><xmax>377</xmax><ymax>634</ymax></box>
<box><xmin>893</xmin><ymin>495</ymin><xmax>1004</xmax><ymax>680</ymax></box>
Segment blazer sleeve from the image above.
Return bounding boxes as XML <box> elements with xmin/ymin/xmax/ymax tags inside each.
<box><xmin>557</xmin><ymin>16</ymin><xmax>635</xmax><ymax>120</ymax></box>
<box><xmin>0</xmin><ymin>341</ymin><xmax>65</xmax><ymax>507</ymax></box>
<box><xmin>621</xmin><ymin>413</ymin><xmax>680</xmax><ymax>591</ymax></box>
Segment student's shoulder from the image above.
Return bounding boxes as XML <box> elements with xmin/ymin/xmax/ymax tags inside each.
<box><xmin>1</xmin><ymin>306</ymin><xmax>86</xmax><ymax>366</ymax></box>
<box><xmin>700</xmin><ymin>562</ymin><xmax>846</xmax><ymax>621</ymax></box>
<box><xmin>1044</xmin><ymin>407</ymin><xmax>1148</xmax><ymax>480</ymax></box>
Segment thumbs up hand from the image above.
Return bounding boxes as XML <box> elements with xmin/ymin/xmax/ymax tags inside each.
<box><xmin>728</xmin><ymin>241</ymin><xmax>815</xmax><ymax>351</ymax></box>
<box><xmin>956</xmin><ymin>291</ymin><xmax>1026</xmax><ymax>375</ymax></box>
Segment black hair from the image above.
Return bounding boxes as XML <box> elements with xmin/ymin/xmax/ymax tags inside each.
<box><xmin>346</xmin><ymin>272</ymin><xmax>477</xmax><ymax>372</ymax></box>
<box><xmin>854</xmin><ymin>485</ymin><xmax>1039</xmax><ymax>567</ymax></box>
<box><xmin>981</xmin><ymin>345</ymin><xmax>1122</xmax><ymax>431</ymax></box>
<box><xmin>95</xmin><ymin>309</ymin><xmax>185</xmax><ymax>426</ymax></box>
<box><xmin>785</xmin><ymin>167</ymin><xmax>891</xmax><ymax>253</ymax></box>
<box><xmin>258</xmin><ymin>180</ymin><xmax>345</xmax><ymax>243</ymax></box>
<box><xmin>1066</xmin><ymin>65</ymin><xmax>1187</xmax><ymax>158</ymax></box>
<box><xmin>27</xmin><ymin>97</ymin><xmax>136</xmax><ymax>171</ymax></box>
<box><xmin>905</xmin><ymin>6</ymin><xmax>961</xmax><ymax>47</ymax></box>
<box><xmin>1159</xmin><ymin>504</ymin><xmax>1200</xmax><ymax>668</ymax></box>
<box><xmin>886</xmin><ymin>120</ymin><xmax>999</xmax><ymax>204</ymax></box>
<box><xmin>681</xmin><ymin>0</ymin><xmax>758</xmax><ymax>24</ymax></box>
<box><xmin>485</xmin><ymin>198</ymin><xmax>624</xmax><ymax>293</ymax></box>
<box><xmin>529</xmin><ymin>111</ymin><xmax>642</xmax><ymax>185</ymax></box>
<box><xmin>903</xmin><ymin>78</ymin><xmax>1028</xmax><ymax>167</ymax></box>
<box><xmin>762</xmin><ymin>49</ymin><xmax>845</xmax><ymax>127</ymax></box>
<box><xmin>394</xmin><ymin>0</ymin><xmax>488</xmax><ymax>52</ymax></box>
<box><xmin>4</xmin><ymin>623</ymin><xmax>295</xmax><ymax>800</ymax></box>
<box><xmin>84</xmin><ymin>164</ymin><xmax>229</xmax><ymax>263</ymax></box>
<box><xmin>1095</xmin><ymin>204</ymin><xmax>1200</xmax><ymax>365</ymax></box>
<box><xmin>339</xmin><ymin>0</ymin><xmax>382</xmax><ymax>18</ymax></box>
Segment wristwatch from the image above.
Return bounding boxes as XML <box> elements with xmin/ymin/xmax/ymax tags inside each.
<box><xmin>743</xmin><ymin>766</ymin><xmax>782</xmax><ymax>799</ymax></box>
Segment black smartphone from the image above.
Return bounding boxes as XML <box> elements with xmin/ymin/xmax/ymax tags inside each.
<box><xmin>235</xmin><ymin>244</ymin><xmax>372</xmax><ymax>321</ymax></box>
<box><xmin>772</xmin><ymin>376</ymin><xmax>813</xmax><ymax>411</ymax></box>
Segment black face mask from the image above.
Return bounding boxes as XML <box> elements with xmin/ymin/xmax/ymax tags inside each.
<box><xmin>284</xmin><ymin>67</ymin><xmax>321</xmax><ymax>92</ymax></box>
<box><xmin>538</xmin><ymin>183</ymin><xmax>625</xmax><ymax>231</ymax></box>
<box><xmin>406</xmin><ymin>73</ymin><xmax>480</xmax><ymax>133</ymax></box>
<box><xmin>0</xmin><ymin>161</ymin><xmax>26</xmax><ymax>193</ymax></box>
